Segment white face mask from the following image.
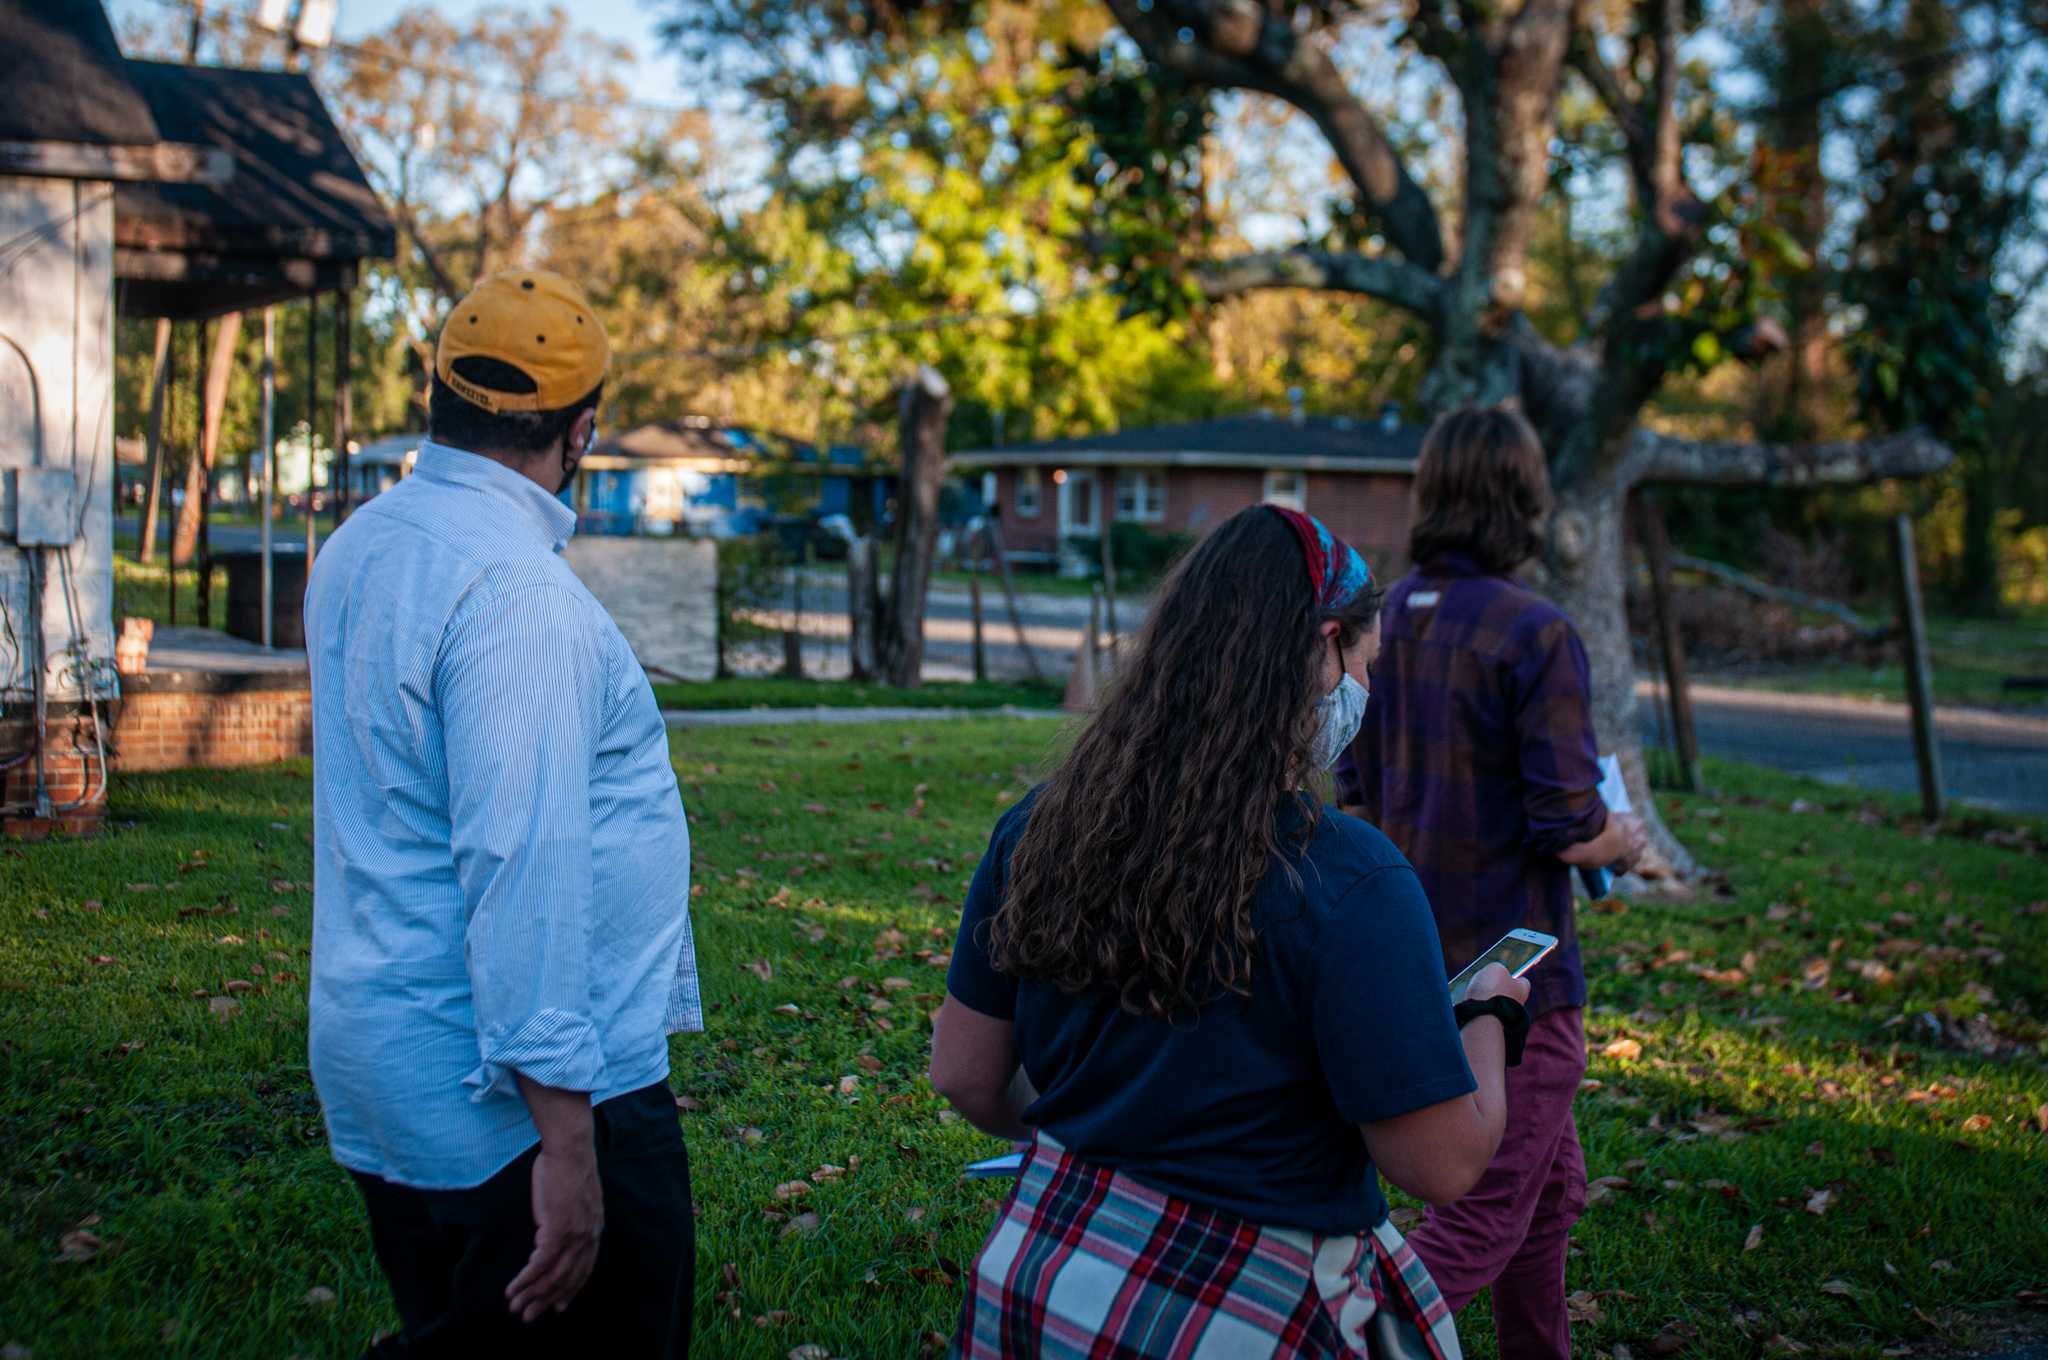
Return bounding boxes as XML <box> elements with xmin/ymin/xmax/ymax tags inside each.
<box><xmin>1308</xmin><ymin>672</ymin><xmax>1369</xmax><ymax>771</ymax></box>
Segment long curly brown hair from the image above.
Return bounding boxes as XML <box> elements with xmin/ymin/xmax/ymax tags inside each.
<box><xmin>989</xmin><ymin>506</ymin><xmax>1383</xmax><ymax>1020</ymax></box>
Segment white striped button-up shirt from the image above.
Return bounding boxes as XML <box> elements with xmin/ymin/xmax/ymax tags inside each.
<box><xmin>305</xmin><ymin>439</ymin><xmax>702</xmax><ymax>1189</ymax></box>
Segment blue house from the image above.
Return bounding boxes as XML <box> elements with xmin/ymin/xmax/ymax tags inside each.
<box><xmin>573</xmin><ymin>419</ymin><xmax>888</xmax><ymax>538</ymax></box>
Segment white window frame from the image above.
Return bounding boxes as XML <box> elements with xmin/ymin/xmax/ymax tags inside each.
<box><xmin>1015</xmin><ymin>467</ymin><xmax>1042</xmax><ymax>518</ymax></box>
<box><xmin>1262</xmin><ymin>469</ymin><xmax>1306</xmax><ymax>512</ymax></box>
<box><xmin>1114</xmin><ymin>468</ymin><xmax>1166</xmax><ymax>524</ymax></box>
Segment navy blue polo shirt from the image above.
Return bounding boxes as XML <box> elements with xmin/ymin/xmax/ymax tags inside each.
<box><xmin>946</xmin><ymin>792</ymin><xmax>1475</xmax><ymax>1235</ymax></box>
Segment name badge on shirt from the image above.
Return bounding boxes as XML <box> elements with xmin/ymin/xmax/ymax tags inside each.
<box><xmin>1408</xmin><ymin>590</ymin><xmax>1441</xmax><ymax>609</ymax></box>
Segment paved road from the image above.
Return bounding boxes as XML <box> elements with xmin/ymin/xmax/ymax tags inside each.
<box><xmin>128</xmin><ymin>535</ymin><xmax>2048</xmax><ymax>815</ymax></box>
<box><xmin>759</xmin><ymin>578</ymin><xmax>2048</xmax><ymax>815</ymax></box>
<box><xmin>117</xmin><ymin>517</ymin><xmax>323</xmax><ymax>552</ymax></box>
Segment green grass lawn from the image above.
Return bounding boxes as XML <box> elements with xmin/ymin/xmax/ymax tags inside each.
<box><xmin>651</xmin><ymin>676</ymin><xmax>1062</xmax><ymax>711</ymax></box>
<box><xmin>1</xmin><ymin>725</ymin><xmax>2044</xmax><ymax>1359</ymax></box>
<box><xmin>1697</xmin><ymin>612</ymin><xmax>2048</xmax><ymax>712</ymax></box>
<box><xmin>111</xmin><ymin>553</ymin><xmax>226</xmax><ymax>632</ymax></box>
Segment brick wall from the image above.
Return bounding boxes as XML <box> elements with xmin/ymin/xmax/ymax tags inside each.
<box><xmin>1</xmin><ymin>706</ymin><xmax>108</xmax><ymax>838</ymax></box>
<box><xmin>1306</xmin><ymin>472</ymin><xmax>1414</xmax><ymax>578</ymax></box>
<box><xmin>111</xmin><ymin>681</ymin><xmax>314</xmax><ymax>773</ymax></box>
<box><xmin>988</xmin><ymin>464</ymin><xmax>1417</xmax><ymax>568</ymax></box>
<box><xmin>2</xmin><ymin>673</ymin><xmax>313</xmax><ymax>839</ymax></box>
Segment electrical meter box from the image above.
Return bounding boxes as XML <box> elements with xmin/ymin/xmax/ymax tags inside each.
<box><xmin>8</xmin><ymin>468</ymin><xmax>77</xmax><ymax>547</ymax></box>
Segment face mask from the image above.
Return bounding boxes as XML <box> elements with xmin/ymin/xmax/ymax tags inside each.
<box><xmin>1308</xmin><ymin>672</ymin><xmax>1368</xmax><ymax>772</ymax></box>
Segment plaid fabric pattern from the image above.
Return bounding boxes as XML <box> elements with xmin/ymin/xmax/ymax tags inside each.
<box><xmin>953</xmin><ymin>1134</ymin><xmax>1462</xmax><ymax>1360</ymax></box>
<box><xmin>1334</xmin><ymin>553</ymin><xmax>1605</xmax><ymax>1019</ymax></box>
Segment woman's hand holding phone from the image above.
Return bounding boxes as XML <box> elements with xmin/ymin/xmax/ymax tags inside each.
<box><xmin>1461</xmin><ymin>962</ymin><xmax>1531</xmax><ymax>1007</ymax></box>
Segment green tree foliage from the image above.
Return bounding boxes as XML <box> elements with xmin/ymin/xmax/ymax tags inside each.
<box><xmin>1845</xmin><ymin>0</ymin><xmax>2046</xmax><ymax>613</ymax></box>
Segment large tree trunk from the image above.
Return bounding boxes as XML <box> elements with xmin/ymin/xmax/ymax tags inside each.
<box><xmin>172</xmin><ymin>312</ymin><xmax>242</xmax><ymax>567</ymax></box>
<box><xmin>1544</xmin><ymin>472</ymin><xmax>1696</xmax><ymax>884</ymax></box>
<box><xmin>875</xmin><ymin>366</ymin><xmax>952</xmax><ymax>688</ymax></box>
<box><xmin>137</xmin><ymin>319</ymin><xmax>173</xmax><ymax>566</ymax></box>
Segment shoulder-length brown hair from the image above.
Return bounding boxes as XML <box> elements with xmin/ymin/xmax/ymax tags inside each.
<box><xmin>1407</xmin><ymin>406</ymin><xmax>1554</xmax><ymax>574</ymax></box>
<box><xmin>989</xmin><ymin>506</ymin><xmax>1382</xmax><ymax>1020</ymax></box>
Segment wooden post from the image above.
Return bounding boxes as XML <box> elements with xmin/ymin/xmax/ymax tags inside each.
<box><xmin>260</xmin><ymin>306</ymin><xmax>275</xmax><ymax>649</ymax></box>
<box><xmin>1098</xmin><ymin>496</ymin><xmax>1119</xmax><ymax>654</ymax></box>
<box><xmin>138</xmin><ymin>318</ymin><xmax>172</xmax><ymax>565</ymax></box>
<box><xmin>1891</xmin><ymin>513</ymin><xmax>1944</xmax><ymax>822</ymax></box>
<box><xmin>970</xmin><ymin>571</ymin><xmax>988</xmax><ymax>683</ymax></box>
<box><xmin>876</xmin><ymin>366</ymin><xmax>952</xmax><ymax>688</ymax></box>
<box><xmin>847</xmin><ymin>537</ymin><xmax>877</xmax><ymax>681</ymax></box>
<box><xmin>305</xmin><ymin>292</ymin><xmax>319</xmax><ymax>560</ymax></box>
<box><xmin>333</xmin><ymin>286</ymin><xmax>353</xmax><ymax>522</ymax></box>
<box><xmin>983</xmin><ymin>520</ymin><xmax>1045</xmax><ymax>684</ymax></box>
<box><xmin>783</xmin><ymin>543</ymin><xmax>806</xmax><ymax>679</ymax></box>
<box><xmin>1636</xmin><ymin>492</ymin><xmax>1700</xmax><ymax>791</ymax></box>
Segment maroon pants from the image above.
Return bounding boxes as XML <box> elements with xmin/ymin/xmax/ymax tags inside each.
<box><xmin>1407</xmin><ymin>1006</ymin><xmax>1587</xmax><ymax>1360</ymax></box>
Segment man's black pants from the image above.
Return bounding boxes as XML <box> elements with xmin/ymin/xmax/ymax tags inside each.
<box><xmin>351</xmin><ymin>1081</ymin><xmax>694</xmax><ymax>1358</ymax></box>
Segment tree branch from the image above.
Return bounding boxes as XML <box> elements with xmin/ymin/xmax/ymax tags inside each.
<box><xmin>1103</xmin><ymin>0</ymin><xmax>1447</xmax><ymax>273</ymax></box>
<box><xmin>1195</xmin><ymin>247</ymin><xmax>1445</xmax><ymax>318</ymax></box>
<box><xmin>1631</xmin><ymin>428</ymin><xmax>1954</xmax><ymax>487</ymax></box>
<box><xmin>1567</xmin><ymin>33</ymin><xmax>1651</xmax><ymax>191</ymax></box>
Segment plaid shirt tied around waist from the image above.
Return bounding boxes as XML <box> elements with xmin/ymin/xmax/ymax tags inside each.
<box><xmin>952</xmin><ymin>1132</ymin><xmax>1461</xmax><ymax>1360</ymax></box>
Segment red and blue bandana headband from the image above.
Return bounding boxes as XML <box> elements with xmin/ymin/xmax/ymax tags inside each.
<box><xmin>1268</xmin><ymin>505</ymin><xmax>1372</xmax><ymax>610</ymax></box>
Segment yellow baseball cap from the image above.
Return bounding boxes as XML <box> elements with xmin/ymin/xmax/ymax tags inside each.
<box><xmin>435</xmin><ymin>268</ymin><xmax>609</xmax><ymax>413</ymax></box>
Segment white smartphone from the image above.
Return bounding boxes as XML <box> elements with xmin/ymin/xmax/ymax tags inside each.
<box><xmin>1447</xmin><ymin>927</ymin><xmax>1558</xmax><ymax>1004</ymax></box>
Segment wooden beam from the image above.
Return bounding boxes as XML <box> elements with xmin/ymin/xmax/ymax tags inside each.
<box><xmin>1635</xmin><ymin>492</ymin><xmax>1699</xmax><ymax>791</ymax></box>
<box><xmin>1890</xmin><ymin>514</ymin><xmax>1944</xmax><ymax>823</ymax></box>
<box><xmin>137</xmin><ymin>318</ymin><xmax>172</xmax><ymax>565</ymax></box>
<box><xmin>0</xmin><ymin>140</ymin><xmax>232</xmax><ymax>186</ymax></box>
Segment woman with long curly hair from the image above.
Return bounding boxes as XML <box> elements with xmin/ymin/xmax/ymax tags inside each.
<box><xmin>930</xmin><ymin>504</ymin><xmax>1530</xmax><ymax>1360</ymax></box>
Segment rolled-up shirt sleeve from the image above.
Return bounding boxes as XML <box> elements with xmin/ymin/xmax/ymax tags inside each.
<box><xmin>1513</xmin><ymin>618</ymin><xmax>1609</xmax><ymax>857</ymax></box>
<box><xmin>438</xmin><ymin>582</ymin><xmax>610</xmax><ymax>1101</ymax></box>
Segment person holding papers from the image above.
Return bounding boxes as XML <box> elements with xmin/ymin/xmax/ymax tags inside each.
<box><xmin>1336</xmin><ymin>406</ymin><xmax>1646</xmax><ymax>1360</ymax></box>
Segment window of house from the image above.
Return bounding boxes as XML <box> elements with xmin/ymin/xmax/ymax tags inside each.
<box><xmin>1015</xmin><ymin>467</ymin><xmax>1042</xmax><ymax>517</ymax></box>
<box><xmin>1263</xmin><ymin>469</ymin><xmax>1306</xmax><ymax>512</ymax></box>
<box><xmin>1114</xmin><ymin>469</ymin><xmax>1166</xmax><ymax>524</ymax></box>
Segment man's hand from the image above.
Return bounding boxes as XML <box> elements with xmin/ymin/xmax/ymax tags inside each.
<box><xmin>508</xmin><ymin>1075</ymin><xmax>602</xmax><ymax>1322</ymax></box>
<box><xmin>1612</xmin><ymin>813</ymin><xmax>1650</xmax><ymax>874</ymax></box>
<box><xmin>506</xmin><ymin>1141</ymin><xmax>604</xmax><ymax>1322</ymax></box>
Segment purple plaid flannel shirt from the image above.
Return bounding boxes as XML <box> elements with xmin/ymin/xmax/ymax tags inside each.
<box><xmin>1335</xmin><ymin>553</ymin><xmax>1606</xmax><ymax>1019</ymax></box>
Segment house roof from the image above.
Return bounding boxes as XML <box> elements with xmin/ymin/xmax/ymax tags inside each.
<box><xmin>112</xmin><ymin>60</ymin><xmax>396</xmax><ymax>318</ymax></box>
<box><xmin>586</xmin><ymin>419</ymin><xmax>875</xmax><ymax>474</ymax></box>
<box><xmin>0</xmin><ymin>0</ymin><xmax>160</xmax><ymax>148</ymax></box>
<box><xmin>949</xmin><ymin>413</ymin><xmax>1422</xmax><ymax>475</ymax></box>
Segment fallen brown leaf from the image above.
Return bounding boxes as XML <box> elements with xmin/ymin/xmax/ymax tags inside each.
<box><xmin>780</xmin><ymin>1213</ymin><xmax>821</xmax><ymax>1239</ymax></box>
<box><xmin>1805</xmin><ymin>1189</ymin><xmax>1833</xmax><ymax>1216</ymax></box>
<box><xmin>1744</xmin><ymin>1223</ymin><xmax>1764</xmax><ymax>1252</ymax></box>
<box><xmin>56</xmin><ymin>1229</ymin><xmax>101</xmax><ymax>1262</ymax></box>
<box><xmin>207</xmin><ymin>996</ymin><xmax>240</xmax><ymax>1020</ymax></box>
<box><xmin>772</xmin><ymin>1181</ymin><xmax>812</xmax><ymax>1200</ymax></box>
<box><xmin>674</xmin><ymin>1094</ymin><xmax>705</xmax><ymax>1113</ymax></box>
<box><xmin>747</xmin><ymin>959</ymin><xmax>773</xmax><ymax>982</ymax></box>
<box><xmin>855</xmin><ymin>1055</ymin><xmax>883</xmax><ymax>1073</ymax></box>
<box><xmin>1960</xmin><ymin>1114</ymin><xmax>1992</xmax><ymax>1133</ymax></box>
<box><xmin>1820</xmin><ymin>1280</ymin><xmax>1854</xmax><ymax>1297</ymax></box>
<box><xmin>1603</xmin><ymin>1037</ymin><xmax>1644</xmax><ymax>1061</ymax></box>
<box><xmin>304</xmin><ymin>1286</ymin><xmax>337</xmax><ymax>1308</ymax></box>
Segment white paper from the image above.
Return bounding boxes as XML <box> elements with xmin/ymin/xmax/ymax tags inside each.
<box><xmin>1596</xmin><ymin>754</ymin><xmax>1632</xmax><ymax>815</ymax></box>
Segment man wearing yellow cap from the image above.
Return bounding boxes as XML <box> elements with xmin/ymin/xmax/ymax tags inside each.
<box><xmin>304</xmin><ymin>270</ymin><xmax>700</xmax><ymax>1356</ymax></box>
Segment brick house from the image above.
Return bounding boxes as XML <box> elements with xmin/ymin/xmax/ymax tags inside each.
<box><xmin>949</xmin><ymin>410</ymin><xmax>1423</xmax><ymax>576</ymax></box>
